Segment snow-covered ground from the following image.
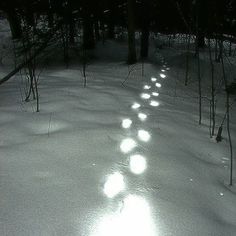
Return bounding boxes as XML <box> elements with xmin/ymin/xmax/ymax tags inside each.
<box><xmin>0</xmin><ymin>21</ymin><xmax>236</xmax><ymax>236</ymax></box>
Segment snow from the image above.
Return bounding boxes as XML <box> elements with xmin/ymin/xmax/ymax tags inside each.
<box><xmin>0</xmin><ymin>19</ymin><xmax>236</xmax><ymax>236</ymax></box>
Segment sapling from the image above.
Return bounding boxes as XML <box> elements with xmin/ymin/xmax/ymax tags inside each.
<box><xmin>20</xmin><ymin>20</ymin><xmax>40</xmax><ymax>112</ymax></box>
<box><xmin>221</xmin><ymin>56</ymin><xmax>234</xmax><ymax>186</ymax></box>
<box><xmin>208</xmin><ymin>38</ymin><xmax>216</xmax><ymax>136</ymax></box>
<box><xmin>81</xmin><ymin>46</ymin><xmax>88</xmax><ymax>87</ymax></box>
<box><xmin>184</xmin><ymin>34</ymin><xmax>191</xmax><ymax>86</ymax></box>
<box><xmin>196</xmin><ymin>39</ymin><xmax>202</xmax><ymax>125</ymax></box>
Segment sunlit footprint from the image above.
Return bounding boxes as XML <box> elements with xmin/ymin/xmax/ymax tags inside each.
<box><xmin>138</xmin><ymin>130</ymin><xmax>151</xmax><ymax>142</ymax></box>
<box><xmin>161</xmin><ymin>69</ymin><xmax>165</xmax><ymax>72</ymax></box>
<box><xmin>103</xmin><ymin>172</ymin><xmax>125</xmax><ymax>198</ymax></box>
<box><xmin>155</xmin><ymin>82</ymin><xmax>161</xmax><ymax>88</ymax></box>
<box><xmin>93</xmin><ymin>194</ymin><xmax>157</xmax><ymax>236</ymax></box>
<box><xmin>150</xmin><ymin>100</ymin><xmax>160</xmax><ymax>107</ymax></box>
<box><xmin>152</xmin><ymin>92</ymin><xmax>159</xmax><ymax>97</ymax></box>
<box><xmin>122</xmin><ymin>119</ymin><xmax>132</xmax><ymax>129</ymax></box>
<box><xmin>129</xmin><ymin>154</ymin><xmax>147</xmax><ymax>174</ymax></box>
<box><xmin>132</xmin><ymin>103</ymin><xmax>141</xmax><ymax>109</ymax></box>
<box><xmin>120</xmin><ymin>138</ymin><xmax>136</xmax><ymax>153</ymax></box>
<box><xmin>140</xmin><ymin>93</ymin><xmax>151</xmax><ymax>99</ymax></box>
<box><xmin>138</xmin><ymin>113</ymin><xmax>147</xmax><ymax>121</ymax></box>
<box><xmin>143</xmin><ymin>85</ymin><xmax>151</xmax><ymax>90</ymax></box>
<box><xmin>151</xmin><ymin>77</ymin><xmax>157</xmax><ymax>82</ymax></box>
<box><xmin>159</xmin><ymin>73</ymin><xmax>166</xmax><ymax>78</ymax></box>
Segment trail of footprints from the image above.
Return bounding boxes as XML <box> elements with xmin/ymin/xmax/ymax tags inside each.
<box><xmin>103</xmin><ymin>55</ymin><xmax>226</xmax><ymax>199</ymax></box>
<box><xmin>103</xmin><ymin>56</ymin><xmax>170</xmax><ymax>198</ymax></box>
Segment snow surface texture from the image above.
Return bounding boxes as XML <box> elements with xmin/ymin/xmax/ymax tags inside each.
<box><xmin>1</xmin><ymin>22</ymin><xmax>236</xmax><ymax>236</ymax></box>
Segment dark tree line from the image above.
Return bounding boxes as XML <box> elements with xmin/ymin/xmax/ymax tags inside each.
<box><xmin>0</xmin><ymin>0</ymin><xmax>236</xmax><ymax>64</ymax></box>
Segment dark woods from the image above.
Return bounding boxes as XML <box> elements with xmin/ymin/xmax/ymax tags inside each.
<box><xmin>0</xmin><ymin>0</ymin><xmax>236</xmax><ymax>63</ymax></box>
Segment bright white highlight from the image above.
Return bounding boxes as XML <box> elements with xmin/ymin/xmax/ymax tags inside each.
<box><xmin>103</xmin><ymin>172</ymin><xmax>125</xmax><ymax>198</ymax></box>
<box><xmin>122</xmin><ymin>119</ymin><xmax>132</xmax><ymax>129</ymax></box>
<box><xmin>152</xmin><ymin>92</ymin><xmax>159</xmax><ymax>97</ymax></box>
<box><xmin>138</xmin><ymin>113</ymin><xmax>147</xmax><ymax>121</ymax></box>
<box><xmin>141</xmin><ymin>93</ymin><xmax>151</xmax><ymax>99</ymax></box>
<box><xmin>143</xmin><ymin>85</ymin><xmax>151</xmax><ymax>90</ymax></box>
<box><xmin>93</xmin><ymin>194</ymin><xmax>156</xmax><ymax>236</ymax></box>
<box><xmin>155</xmin><ymin>82</ymin><xmax>162</xmax><ymax>88</ymax></box>
<box><xmin>132</xmin><ymin>103</ymin><xmax>141</xmax><ymax>109</ymax></box>
<box><xmin>120</xmin><ymin>138</ymin><xmax>136</xmax><ymax>153</ymax></box>
<box><xmin>161</xmin><ymin>69</ymin><xmax>165</xmax><ymax>72</ymax></box>
<box><xmin>151</xmin><ymin>77</ymin><xmax>157</xmax><ymax>82</ymax></box>
<box><xmin>138</xmin><ymin>130</ymin><xmax>151</xmax><ymax>142</ymax></box>
<box><xmin>150</xmin><ymin>101</ymin><xmax>160</xmax><ymax>107</ymax></box>
<box><xmin>160</xmin><ymin>73</ymin><xmax>166</xmax><ymax>78</ymax></box>
<box><xmin>129</xmin><ymin>154</ymin><xmax>147</xmax><ymax>174</ymax></box>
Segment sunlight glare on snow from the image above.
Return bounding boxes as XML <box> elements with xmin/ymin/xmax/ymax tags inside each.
<box><xmin>150</xmin><ymin>100</ymin><xmax>160</xmax><ymax>107</ymax></box>
<box><xmin>103</xmin><ymin>172</ymin><xmax>125</xmax><ymax>198</ymax></box>
<box><xmin>152</xmin><ymin>92</ymin><xmax>159</xmax><ymax>97</ymax></box>
<box><xmin>138</xmin><ymin>113</ymin><xmax>147</xmax><ymax>121</ymax></box>
<box><xmin>141</xmin><ymin>93</ymin><xmax>151</xmax><ymax>99</ymax></box>
<box><xmin>122</xmin><ymin>119</ymin><xmax>132</xmax><ymax>129</ymax></box>
<box><xmin>138</xmin><ymin>130</ymin><xmax>151</xmax><ymax>142</ymax></box>
<box><xmin>129</xmin><ymin>154</ymin><xmax>147</xmax><ymax>174</ymax></box>
<box><xmin>120</xmin><ymin>138</ymin><xmax>136</xmax><ymax>153</ymax></box>
<box><xmin>93</xmin><ymin>195</ymin><xmax>157</xmax><ymax>236</ymax></box>
<box><xmin>143</xmin><ymin>85</ymin><xmax>151</xmax><ymax>90</ymax></box>
<box><xmin>151</xmin><ymin>77</ymin><xmax>157</xmax><ymax>82</ymax></box>
<box><xmin>132</xmin><ymin>103</ymin><xmax>141</xmax><ymax>109</ymax></box>
<box><xmin>159</xmin><ymin>73</ymin><xmax>166</xmax><ymax>78</ymax></box>
<box><xmin>155</xmin><ymin>82</ymin><xmax>161</xmax><ymax>88</ymax></box>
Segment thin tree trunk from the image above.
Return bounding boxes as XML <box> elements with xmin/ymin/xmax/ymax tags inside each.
<box><xmin>197</xmin><ymin>43</ymin><xmax>202</xmax><ymax>124</ymax></box>
<box><xmin>221</xmin><ymin>57</ymin><xmax>233</xmax><ymax>186</ymax></box>
<box><xmin>229</xmin><ymin>35</ymin><xmax>232</xmax><ymax>56</ymax></box>
<box><xmin>127</xmin><ymin>0</ymin><xmax>137</xmax><ymax>64</ymax></box>
<box><xmin>185</xmin><ymin>34</ymin><xmax>191</xmax><ymax>86</ymax></box>
<box><xmin>83</xmin><ymin>14</ymin><xmax>95</xmax><ymax>49</ymax></box>
<box><xmin>6</xmin><ymin>8</ymin><xmax>22</xmax><ymax>39</ymax></box>
<box><xmin>214</xmin><ymin>38</ymin><xmax>218</xmax><ymax>61</ymax></box>
<box><xmin>140</xmin><ymin>28</ymin><xmax>149</xmax><ymax>58</ymax></box>
<box><xmin>208</xmin><ymin>38</ymin><xmax>215</xmax><ymax>136</ymax></box>
<box><xmin>217</xmin><ymin>35</ymin><xmax>223</xmax><ymax>62</ymax></box>
<box><xmin>94</xmin><ymin>20</ymin><xmax>100</xmax><ymax>41</ymax></box>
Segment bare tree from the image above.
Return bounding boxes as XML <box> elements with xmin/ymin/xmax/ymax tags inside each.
<box><xmin>127</xmin><ymin>0</ymin><xmax>137</xmax><ymax>64</ymax></box>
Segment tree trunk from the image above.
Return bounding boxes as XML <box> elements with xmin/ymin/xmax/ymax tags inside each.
<box><xmin>127</xmin><ymin>0</ymin><xmax>137</xmax><ymax>64</ymax></box>
<box><xmin>69</xmin><ymin>15</ymin><xmax>75</xmax><ymax>44</ymax></box>
<box><xmin>108</xmin><ymin>21</ymin><xmax>115</xmax><ymax>39</ymax></box>
<box><xmin>184</xmin><ymin>34</ymin><xmax>191</xmax><ymax>86</ymax></box>
<box><xmin>197</xmin><ymin>31</ymin><xmax>205</xmax><ymax>48</ymax></box>
<box><xmin>221</xmin><ymin>57</ymin><xmax>234</xmax><ymax>186</ymax></box>
<box><xmin>140</xmin><ymin>0</ymin><xmax>150</xmax><ymax>59</ymax></box>
<box><xmin>208</xmin><ymin>38</ymin><xmax>215</xmax><ymax>136</ymax></box>
<box><xmin>6</xmin><ymin>8</ymin><xmax>22</xmax><ymax>39</ymax></box>
<box><xmin>83</xmin><ymin>14</ymin><xmax>95</xmax><ymax>49</ymax></box>
<box><xmin>196</xmin><ymin>43</ymin><xmax>202</xmax><ymax>124</ymax></box>
<box><xmin>140</xmin><ymin>28</ymin><xmax>149</xmax><ymax>58</ymax></box>
<box><xmin>94</xmin><ymin>20</ymin><xmax>100</xmax><ymax>41</ymax></box>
